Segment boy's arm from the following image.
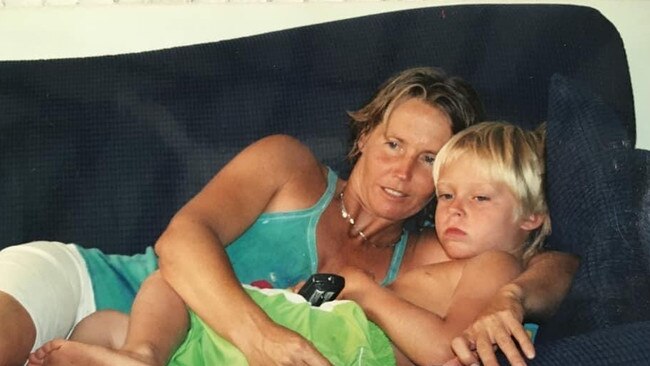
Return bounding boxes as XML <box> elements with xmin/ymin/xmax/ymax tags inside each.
<box><xmin>341</xmin><ymin>272</ymin><xmax>450</xmax><ymax>364</ymax></box>
<box><xmin>449</xmin><ymin>250</ymin><xmax>579</xmax><ymax>366</ymax></box>
<box><xmin>340</xmin><ymin>252</ymin><xmax>521</xmax><ymax>365</ymax></box>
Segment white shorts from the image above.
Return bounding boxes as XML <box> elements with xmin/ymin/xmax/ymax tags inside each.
<box><xmin>0</xmin><ymin>241</ymin><xmax>96</xmax><ymax>351</ymax></box>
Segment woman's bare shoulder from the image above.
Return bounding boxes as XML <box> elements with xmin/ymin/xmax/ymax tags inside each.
<box><xmin>254</xmin><ymin>134</ymin><xmax>308</xmax><ymax>150</ymax></box>
<box><xmin>247</xmin><ymin>135</ymin><xmax>331</xmax><ymax>211</ymax></box>
<box><xmin>194</xmin><ymin>134</ymin><xmax>328</xmax><ymax>213</ymax></box>
<box><xmin>247</xmin><ymin>134</ymin><xmax>322</xmax><ymax>173</ymax></box>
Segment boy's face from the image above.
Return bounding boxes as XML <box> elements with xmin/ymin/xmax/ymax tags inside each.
<box><xmin>434</xmin><ymin>157</ymin><xmax>536</xmax><ymax>260</ymax></box>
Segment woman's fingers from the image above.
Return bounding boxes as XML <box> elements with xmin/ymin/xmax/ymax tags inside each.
<box><xmin>247</xmin><ymin>325</ymin><xmax>331</xmax><ymax>366</ymax></box>
<box><xmin>300</xmin><ymin>348</ymin><xmax>332</xmax><ymax>366</ymax></box>
<box><xmin>286</xmin><ymin>343</ymin><xmax>331</xmax><ymax>366</ymax></box>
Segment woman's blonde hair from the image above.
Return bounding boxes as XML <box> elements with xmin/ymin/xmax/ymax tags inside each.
<box><xmin>432</xmin><ymin>121</ymin><xmax>551</xmax><ymax>262</ymax></box>
<box><xmin>347</xmin><ymin>67</ymin><xmax>484</xmax><ymax>164</ymax></box>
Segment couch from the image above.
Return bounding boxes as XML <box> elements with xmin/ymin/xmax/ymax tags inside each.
<box><xmin>1</xmin><ymin>4</ymin><xmax>648</xmax><ymax>365</ymax></box>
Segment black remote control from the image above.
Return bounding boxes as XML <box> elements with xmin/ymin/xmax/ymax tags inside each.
<box><xmin>298</xmin><ymin>273</ymin><xmax>345</xmax><ymax>306</ymax></box>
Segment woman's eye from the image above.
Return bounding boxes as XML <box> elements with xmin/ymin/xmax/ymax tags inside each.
<box><xmin>386</xmin><ymin>141</ymin><xmax>399</xmax><ymax>150</ymax></box>
<box><xmin>474</xmin><ymin>195</ymin><xmax>490</xmax><ymax>202</ymax></box>
<box><xmin>423</xmin><ymin>154</ymin><xmax>436</xmax><ymax>166</ymax></box>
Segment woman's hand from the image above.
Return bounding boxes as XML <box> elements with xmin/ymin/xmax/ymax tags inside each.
<box><xmin>445</xmin><ymin>283</ymin><xmax>535</xmax><ymax>366</ymax></box>
<box><xmin>238</xmin><ymin>321</ymin><xmax>331</xmax><ymax>366</ymax></box>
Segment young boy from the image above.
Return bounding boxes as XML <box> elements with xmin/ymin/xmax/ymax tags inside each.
<box><xmin>28</xmin><ymin>121</ymin><xmax>550</xmax><ymax>366</ymax></box>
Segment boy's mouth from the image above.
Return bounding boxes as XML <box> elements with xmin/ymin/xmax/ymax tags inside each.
<box><xmin>444</xmin><ymin>227</ymin><xmax>466</xmax><ymax>237</ymax></box>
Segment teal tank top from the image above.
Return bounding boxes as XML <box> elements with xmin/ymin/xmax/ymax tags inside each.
<box><xmin>226</xmin><ymin>168</ymin><xmax>408</xmax><ymax>288</ymax></box>
<box><xmin>78</xmin><ymin>168</ymin><xmax>408</xmax><ymax>311</ymax></box>
<box><xmin>76</xmin><ymin>245</ymin><xmax>159</xmax><ymax>313</ymax></box>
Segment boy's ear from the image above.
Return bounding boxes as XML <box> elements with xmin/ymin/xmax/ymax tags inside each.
<box><xmin>520</xmin><ymin>213</ymin><xmax>546</xmax><ymax>231</ymax></box>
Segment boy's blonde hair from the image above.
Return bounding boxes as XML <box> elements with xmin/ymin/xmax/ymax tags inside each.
<box><xmin>432</xmin><ymin>121</ymin><xmax>550</xmax><ymax>262</ymax></box>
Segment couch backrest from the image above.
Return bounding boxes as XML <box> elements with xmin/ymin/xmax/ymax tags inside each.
<box><xmin>0</xmin><ymin>4</ymin><xmax>633</xmax><ymax>254</ymax></box>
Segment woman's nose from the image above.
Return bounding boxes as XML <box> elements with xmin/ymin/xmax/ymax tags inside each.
<box><xmin>394</xmin><ymin>156</ymin><xmax>416</xmax><ymax>181</ymax></box>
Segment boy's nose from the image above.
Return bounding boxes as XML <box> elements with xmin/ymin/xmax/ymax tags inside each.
<box><xmin>448</xmin><ymin>199</ymin><xmax>465</xmax><ymax>216</ymax></box>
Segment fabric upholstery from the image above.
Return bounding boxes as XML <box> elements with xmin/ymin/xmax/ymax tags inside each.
<box><xmin>539</xmin><ymin>74</ymin><xmax>650</xmax><ymax>341</ymax></box>
<box><xmin>0</xmin><ymin>4</ymin><xmax>634</xmax><ymax>254</ymax></box>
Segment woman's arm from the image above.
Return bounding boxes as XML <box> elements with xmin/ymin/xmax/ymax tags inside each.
<box><xmin>155</xmin><ymin>135</ymin><xmax>331</xmax><ymax>366</ymax></box>
<box><xmin>448</xmin><ymin>250</ymin><xmax>579</xmax><ymax>366</ymax></box>
<box><xmin>341</xmin><ymin>251</ymin><xmax>522</xmax><ymax>365</ymax></box>
<box><xmin>516</xmin><ymin>250</ymin><xmax>580</xmax><ymax>320</ymax></box>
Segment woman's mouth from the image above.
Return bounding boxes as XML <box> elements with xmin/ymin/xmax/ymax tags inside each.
<box><xmin>383</xmin><ymin>187</ymin><xmax>406</xmax><ymax>198</ymax></box>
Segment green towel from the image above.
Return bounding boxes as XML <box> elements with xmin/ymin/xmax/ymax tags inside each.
<box><xmin>170</xmin><ymin>286</ymin><xmax>395</xmax><ymax>366</ymax></box>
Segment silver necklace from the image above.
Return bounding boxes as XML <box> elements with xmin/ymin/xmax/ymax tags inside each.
<box><xmin>339</xmin><ymin>191</ymin><xmax>403</xmax><ymax>249</ymax></box>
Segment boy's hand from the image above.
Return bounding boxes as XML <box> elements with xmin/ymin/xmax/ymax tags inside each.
<box><xmin>447</xmin><ymin>283</ymin><xmax>535</xmax><ymax>366</ymax></box>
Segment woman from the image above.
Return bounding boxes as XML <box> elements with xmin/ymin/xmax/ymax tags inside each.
<box><xmin>0</xmin><ymin>67</ymin><xmax>576</xmax><ymax>366</ymax></box>
<box><xmin>152</xmin><ymin>67</ymin><xmax>576</xmax><ymax>365</ymax></box>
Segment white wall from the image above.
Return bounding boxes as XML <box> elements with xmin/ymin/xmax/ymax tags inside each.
<box><xmin>0</xmin><ymin>0</ymin><xmax>648</xmax><ymax>149</ymax></box>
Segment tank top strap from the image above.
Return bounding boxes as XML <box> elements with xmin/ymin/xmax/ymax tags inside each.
<box><xmin>316</xmin><ymin>167</ymin><xmax>405</xmax><ymax>286</ymax></box>
<box><xmin>312</xmin><ymin>167</ymin><xmax>339</xmax><ymax>214</ymax></box>
<box><xmin>381</xmin><ymin>230</ymin><xmax>409</xmax><ymax>286</ymax></box>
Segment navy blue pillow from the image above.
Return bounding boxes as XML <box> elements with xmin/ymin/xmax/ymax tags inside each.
<box><xmin>539</xmin><ymin>74</ymin><xmax>650</xmax><ymax>340</ymax></box>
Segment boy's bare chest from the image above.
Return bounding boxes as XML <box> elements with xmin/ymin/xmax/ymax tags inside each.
<box><xmin>388</xmin><ymin>261</ymin><xmax>464</xmax><ymax>317</ymax></box>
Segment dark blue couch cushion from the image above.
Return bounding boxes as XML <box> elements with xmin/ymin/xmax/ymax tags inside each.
<box><xmin>540</xmin><ymin>74</ymin><xmax>650</xmax><ymax>340</ymax></box>
<box><xmin>532</xmin><ymin>320</ymin><xmax>650</xmax><ymax>365</ymax></box>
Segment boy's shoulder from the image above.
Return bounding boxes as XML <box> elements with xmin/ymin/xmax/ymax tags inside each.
<box><xmin>467</xmin><ymin>250</ymin><xmax>521</xmax><ymax>267</ymax></box>
<box><xmin>461</xmin><ymin>250</ymin><xmax>523</xmax><ymax>286</ymax></box>
<box><xmin>401</xmin><ymin>228</ymin><xmax>446</xmax><ymax>270</ymax></box>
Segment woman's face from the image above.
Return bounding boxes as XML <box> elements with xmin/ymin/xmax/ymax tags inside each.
<box><xmin>352</xmin><ymin>97</ymin><xmax>453</xmax><ymax>221</ymax></box>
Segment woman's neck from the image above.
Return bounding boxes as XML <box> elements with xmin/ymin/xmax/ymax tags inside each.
<box><xmin>338</xmin><ymin>189</ymin><xmax>405</xmax><ymax>250</ymax></box>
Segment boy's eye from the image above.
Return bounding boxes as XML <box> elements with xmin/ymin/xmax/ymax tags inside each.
<box><xmin>437</xmin><ymin>193</ymin><xmax>453</xmax><ymax>201</ymax></box>
<box><xmin>474</xmin><ymin>195</ymin><xmax>490</xmax><ymax>202</ymax></box>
